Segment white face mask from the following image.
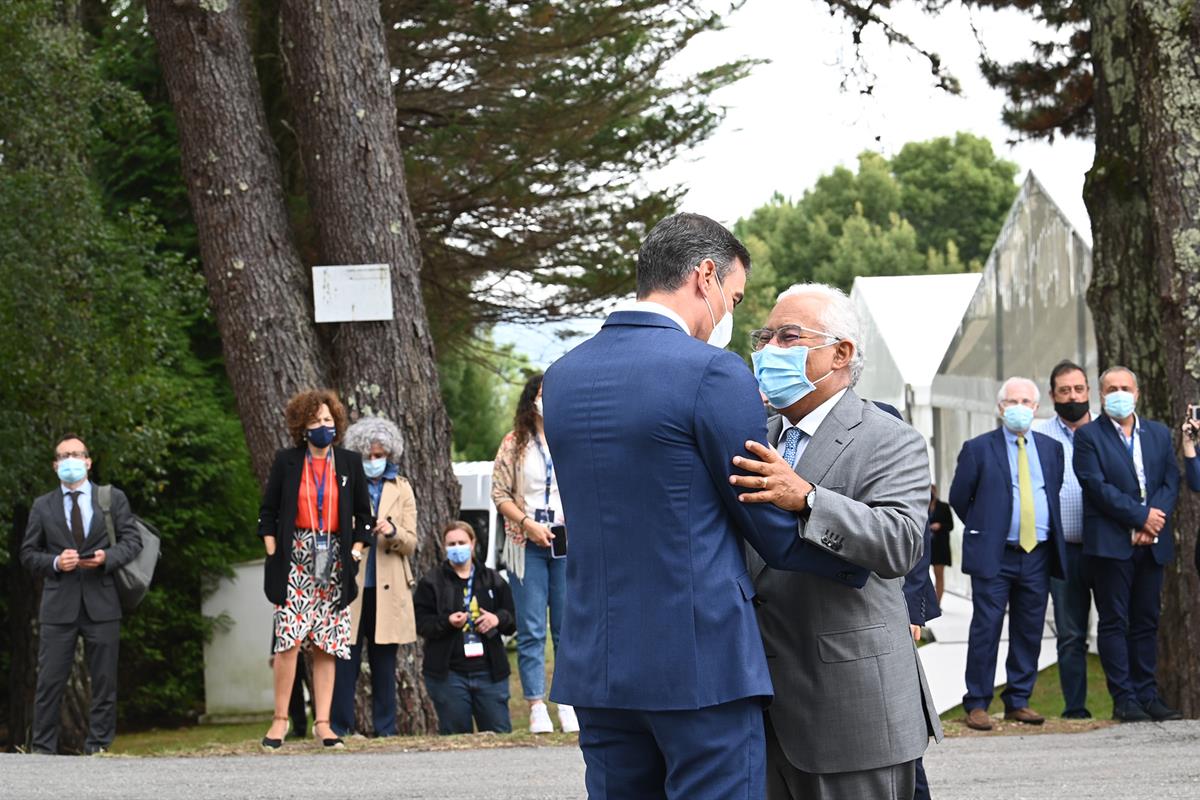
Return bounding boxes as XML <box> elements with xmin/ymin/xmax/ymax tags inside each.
<box><xmin>698</xmin><ymin>266</ymin><xmax>733</xmax><ymax>349</ymax></box>
<box><xmin>534</xmin><ymin>397</ymin><xmax>543</xmax><ymax>417</ymax></box>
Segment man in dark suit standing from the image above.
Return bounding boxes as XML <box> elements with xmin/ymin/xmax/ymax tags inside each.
<box><xmin>19</xmin><ymin>434</ymin><xmax>143</xmax><ymax>755</ymax></box>
<box><xmin>543</xmin><ymin>214</ymin><xmax>867</xmax><ymax>800</ymax></box>
<box><xmin>1073</xmin><ymin>366</ymin><xmax>1182</xmax><ymax>722</ymax></box>
<box><xmin>949</xmin><ymin>377</ymin><xmax>1067</xmax><ymax>731</ymax></box>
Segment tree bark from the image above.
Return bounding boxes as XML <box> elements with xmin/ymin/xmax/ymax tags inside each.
<box><xmin>145</xmin><ymin>0</ymin><xmax>329</xmax><ymax>482</ymax></box>
<box><xmin>276</xmin><ymin>0</ymin><xmax>458</xmax><ymax>734</ymax></box>
<box><xmin>1084</xmin><ymin>0</ymin><xmax>1200</xmax><ymax>714</ymax></box>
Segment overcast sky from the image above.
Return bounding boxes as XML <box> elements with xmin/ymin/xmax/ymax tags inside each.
<box><xmin>496</xmin><ymin>0</ymin><xmax>1096</xmax><ymax>366</ymax></box>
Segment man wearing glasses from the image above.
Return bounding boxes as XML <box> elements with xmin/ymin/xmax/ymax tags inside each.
<box><xmin>20</xmin><ymin>434</ymin><xmax>143</xmax><ymax>755</ymax></box>
<box><xmin>731</xmin><ymin>284</ymin><xmax>937</xmax><ymax>800</ymax></box>
<box><xmin>948</xmin><ymin>378</ymin><xmax>1067</xmax><ymax>731</ymax></box>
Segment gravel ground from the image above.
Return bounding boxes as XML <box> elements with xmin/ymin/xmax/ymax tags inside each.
<box><xmin>3</xmin><ymin>720</ymin><xmax>1199</xmax><ymax>799</ymax></box>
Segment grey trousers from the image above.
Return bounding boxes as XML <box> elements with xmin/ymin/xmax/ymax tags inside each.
<box><xmin>33</xmin><ymin>607</ymin><xmax>120</xmax><ymax>755</ymax></box>
<box><xmin>766</xmin><ymin>717</ymin><xmax>916</xmax><ymax>800</ymax></box>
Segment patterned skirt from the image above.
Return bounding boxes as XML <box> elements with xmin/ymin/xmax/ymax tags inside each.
<box><xmin>272</xmin><ymin>528</ymin><xmax>351</xmax><ymax>659</ymax></box>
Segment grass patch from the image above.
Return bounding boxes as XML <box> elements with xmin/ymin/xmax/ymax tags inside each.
<box><xmin>940</xmin><ymin>653</ymin><xmax>1116</xmax><ymax>736</ymax></box>
<box><xmin>111</xmin><ymin>639</ymin><xmax>573</xmax><ymax>756</ymax></box>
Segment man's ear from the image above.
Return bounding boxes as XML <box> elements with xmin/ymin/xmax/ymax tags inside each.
<box><xmin>834</xmin><ymin>339</ymin><xmax>854</xmax><ymax>369</ymax></box>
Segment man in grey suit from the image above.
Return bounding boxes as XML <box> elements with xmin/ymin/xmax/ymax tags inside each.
<box><xmin>20</xmin><ymin>433</ymin><xmax>143</xmax><ymax>755</ymax></box>
<box><xmin>732</xmin><ymin>284</ymin><xmax>941</xmax><ymax>799</ymax></box>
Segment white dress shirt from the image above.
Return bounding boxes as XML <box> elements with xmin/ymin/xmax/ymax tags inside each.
<box><xmin>628</xmin><ymin>301</ymin><xmax>691</xmax><ymax>336</ymax></box>
<box><xmin>777</xmin><ymin>388</ymin><xmax>849</xmax><ymax>467</ymax></box>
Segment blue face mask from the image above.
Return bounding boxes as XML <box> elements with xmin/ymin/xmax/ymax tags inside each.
<box><xmin>751</xmin><ymin>343</ymin><xmax>835</xmax><ymax>409</ymax></box>
<box><xmin>363</xmin><ymin>457</ymin><xmax>388</xmax><ymax>479</ymax></box>
<box><xmin>1002</xmin><ymin>404</ymin><xmax>1035</xmax><ymax>433</ymax></box>
<box><xmin>307</xmin><ymin>425</ymin><xmax>336</xmax><ymax>448</ymax></box>
<box><xmin>56</xmin><ymin>458</ymin><xmax>87</xmax><ymax>485</ymax></box>
<box><xmin>446</xmin><ymin>544</ymin><xmax>473</xmax><ymax>565</ymax></box>
<box><xmin>1104</xmin><ymin>390</ymin><xmax>1136</xmax><ymax>420</ymax></box>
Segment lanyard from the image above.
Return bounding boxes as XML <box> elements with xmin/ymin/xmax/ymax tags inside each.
<box><xmin>462</xmin><ymin>565</ymin><xmax>476</xmax><ymax>632</ymax></box>
<box><xmin>305</xmin><ymin>452</ymin><xmax>332</xmax><ymax>534</ymax></box>
<box><xmin>534</xmin><ymin>435</ymin><xmax>553</xmax><ymax>508</ymax></box>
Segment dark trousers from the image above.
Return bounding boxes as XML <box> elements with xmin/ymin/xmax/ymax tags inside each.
<box><xmin>331</xmin><ymin>588</ymin><xmax>399</xmax><ymax>736</ymax></box>
<box><xmin>423</xmin><ymin>670</ymin><xmax>511</xmax><ymax>734</ymax></box>
<box><xmin>1090</xmin><ymin>548</ymin><xmax>1164</xmax><ymax>705</ymax></box>
<box><xmin>33</xmin><ymin>605</ymin><xmax>120</xmax><ymax>754</ymax></box>
<box><xmin>288</xmin><ymin>651</ymin><xmax>310</xmax><ymax>737</ymax></box>
<box><xmin>964</xmin><ymin>544</ymin><xmax>1050</xmax><ymax>711</ymax></box>
<box><xmin>913</xmin><ymin>758</ymin><xmax>930</xmax><ymax>800</ymax></box>
<box><xmin>1049</xmin><ymin>542</ymin><xmax>1092</xmax><ymax>714</ymax></box>
<box><xmin>574</xmin><ymin>697</ymin><xmax>764</xmax><ymax>800</ymax></box>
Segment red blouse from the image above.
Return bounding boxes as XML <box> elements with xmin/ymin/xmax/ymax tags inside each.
<box><xmin>295</xmin><ymin>454</ymin><xmax>340</xmax><ymax>532</ymax></box>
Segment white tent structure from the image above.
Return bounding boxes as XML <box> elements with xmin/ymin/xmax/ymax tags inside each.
<box><xmin>851</xmin><ymin>273</ymin><xmax>982</xmax><ymax>470</ymax></box>
<box><xmin>930</xmin><ymin>172</ymin><xmax>1097</xmax><ymax>596</ymax></box>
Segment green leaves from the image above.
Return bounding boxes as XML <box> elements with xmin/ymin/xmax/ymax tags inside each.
<box><xmin>734</xmin><ymin>131</ymin><xmax>1018</xmax><ymax>294</ymax></box>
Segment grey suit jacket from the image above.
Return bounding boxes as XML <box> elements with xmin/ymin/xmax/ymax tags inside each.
<box><xmin>20</xmin><ymin>483</ymin><xmax>143</xmax><ymax>624</ymax></box>
<box><xmin>749</xmin><ymin>390</ymin><xmax>943</xmax><ymax>774</ymax></box>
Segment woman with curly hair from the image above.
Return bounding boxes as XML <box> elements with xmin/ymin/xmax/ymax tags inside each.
<box><xmin>330</xmin><ymin>416</ymin><xmax>419</xmax><ymax>738</ymax></box>
<box><xmin>491</xmin><ymin>373</ymin><xmax>576</xmax><ymax>733</ymax></box>
<box><xmin>258</xmin><ymin>389</ymin><xmax>373</xmax><ymax>750</ymax></box>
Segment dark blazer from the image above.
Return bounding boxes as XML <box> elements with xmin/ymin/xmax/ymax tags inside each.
<box><xmin>1073</xmin><ymin>415</ymin><xmax>1180</xmax><ymax>564</ymax></box>
<box><xmin>542</xmin><ymin>311</ymin><xmax>867</xmax><ymax>712</ymax></box>
<box><xmin>20</xmin><ymin>483</ymin><xmax>144</xmax><ymax>624</ymax></box>
<box><xmin>904</xmin><ymin>522</ymin><xmax>941</xmax><ymax>626</ymax></box>
<box><xmin>413</xmin><ymin>559</ymin><xmax>516</xmax><ymax>682</ymax></box>
<box><xmin>949</xmin><ymin>428</ymin><xmax>1067</xmax><ymax>580</ymax></box>
<box><xmin>257</xmin><ymin>445</ymin><xmax>373</xmax><ymax>608</ymax></box>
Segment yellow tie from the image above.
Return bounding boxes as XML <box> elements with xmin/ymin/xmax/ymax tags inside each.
<box><xmin>1017</xmin><ymin>436</ymin><xmax>1036</xmax><ymax>552</ymax></box>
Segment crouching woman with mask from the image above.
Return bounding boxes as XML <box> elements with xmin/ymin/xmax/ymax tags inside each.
<box><xmin>414</xmin><ymin>521</ymin><xmax>516</xmax><ymax>734</ymax></box>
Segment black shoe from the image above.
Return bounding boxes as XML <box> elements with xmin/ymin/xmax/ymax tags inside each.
<box><xmin>1113</xmin><ymin>699</ymin><xmax>1152</xmax><ymax>722</ymax></box>
<box><xmin>261</xmin><ymin>717</ymin><xmax>290</xmax><ymax>751</ymax></box>
<box><xmin>1143</xmin><ymin>698</ymin><xmax>1183</xmax><ymax>721</ymax></box>
<box><xmin>83</xmin><ymin>746</ymin><xmax>109</xmax><ymax>756</ymax></box>
<box><xmin>314</xmin><ymin>720</ymin><xmax>344</xmax><ymax>749</ymax></box>
<box><xmin>1062</xmin><ymin>709</ymin><xmax>1093</xmax><ymax>719</ymax></box>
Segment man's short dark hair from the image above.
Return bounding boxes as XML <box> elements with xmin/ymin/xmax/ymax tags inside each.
<box><xmin>1049</xmin><ymin>360</ymin><xmax>1087</xmax><ymax>393</ymax></box>
<box><xmin>54</xmin><ymin>432</ymin><xmax>88</xmax><ymax>459</ymax></box>
<box><xmin>635</xmin><ymin>213</ymin><xmax>752</xmax><ymax>298</ymax></box>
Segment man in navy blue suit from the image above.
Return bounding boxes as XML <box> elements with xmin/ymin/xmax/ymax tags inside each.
<box><xmin>1073</xmin><ymin>366</ymin><xmax>1182</xmax><ymax>722</ymax></box>
<box><xmin>949</xmin><ymin>377</ymin><xmax>1067</xmax><ymax>731</ymax></box>
<box><xmin>542</xmin><ymin>213</ymin><xmax>867</xmax><ymax>799</ymax></box>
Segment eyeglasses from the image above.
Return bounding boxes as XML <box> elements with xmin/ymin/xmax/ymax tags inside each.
<box><xmin>55</xmin><ymin>450</ymin><xmax>89</xmax><ymax>460</ymax></box>
<box><xmin>749</xmin><ymin>324</ymin><xmax>840</xmax><ymax>352</ymax></box>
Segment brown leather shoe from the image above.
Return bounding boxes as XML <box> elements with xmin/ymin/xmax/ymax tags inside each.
<box><xmin>965</xmin><ymin>708</ymin><xmax>993</xmax><ymax>730</ymax></box>
<box><xmin>1004</xmin><ymin>706</ymin><xmax>1045</xmax><ymax>725</ymax></box>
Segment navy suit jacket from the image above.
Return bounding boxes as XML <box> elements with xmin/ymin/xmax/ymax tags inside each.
<box><xmin>1073</xmin><ymin>415</ymin><xmax>1180</xmax><ymax>564</ymax></box>
<box><xmin>904</xmin><ymin>522</ymin><xmax>941</xmax><ymax>626</ymax></box>
<box><xmin>542</xmin><ymin>311</ymin><xmax>867</xmax><ymax>711</ymax></box>
<box><xmin>948</xmin><ymin>428</ymin><xmax>1067</xmax><ymax>580</ymax></box>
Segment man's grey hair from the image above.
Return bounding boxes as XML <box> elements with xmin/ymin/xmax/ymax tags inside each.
<box><xmin>776</xmin><ymin>283</ymin><xmax>865</xmax><ymax>386</ymax></box>
<box><xmin>996</xmin><ymin>376</ymin><xmax>1041</xmax><ymax>405</ymax></box>
<box><xmin>1099</xmin><ymin>365</ymin><xmax>1139</xmax><ymax>388</ymax></box>
<box><xmin>636</xmin><ymin>212</ymin><xmax>752</xmax><ymax>298</ymax></box>
<box><xmin>343</xmin><ymin>416</ymin><xmax>405</xmax><ymax>462</ymax></box>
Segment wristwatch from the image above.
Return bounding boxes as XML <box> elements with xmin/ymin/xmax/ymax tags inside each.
<box><xmin>805</xmin><ymin>487</ymin><xmax>817</xmax><ymax>510</ymax></box>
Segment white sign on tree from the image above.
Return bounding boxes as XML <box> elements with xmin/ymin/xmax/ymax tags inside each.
<box><xmin>312</xmin><ymin>264</ymin><xmax>394</xmax><ymax>323</ymax></box>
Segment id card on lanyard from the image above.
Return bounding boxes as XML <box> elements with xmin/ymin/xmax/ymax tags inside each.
<box><xmin>532</xmin><ymin>435</ymin><xmax>556</xmax><ymax>525</ymax></box>
<box><xmin>307</xmin><ymin>452</ymin><xmax>335</xmax><ymax>587</ymax></box>
<box><xmin>1121</xmin><ymin>427</ymin><xmax>1147</xmax><ymax>502</ymax></box>
<box><xmin>462</xmin><ymin>566</ymin><xmax>484</xmax><ymax>658</ymax></box>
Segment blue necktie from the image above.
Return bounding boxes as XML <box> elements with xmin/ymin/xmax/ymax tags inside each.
<box><xmin>780</xmin><ymin>426</ymin><xmax>803</xmax><ymax>467</ymax></box>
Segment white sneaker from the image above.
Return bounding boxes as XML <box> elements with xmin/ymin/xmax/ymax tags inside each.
<box><xmin>557</xmin><ymin>703</ymin><xmax>579</xmax><ymax>733</ymax></box>
<box><xmin>529</xmin><ymin>701</ymin><xmax>554</xmax><ymax>734</ymax></box>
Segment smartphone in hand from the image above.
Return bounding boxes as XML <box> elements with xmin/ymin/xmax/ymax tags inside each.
<box><xmin>550</xmin><ymin>525</ymin><xmax>567</xmax><ymax>559</ymax></box>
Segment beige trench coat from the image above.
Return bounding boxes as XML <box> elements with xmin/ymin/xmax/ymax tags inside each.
<box><xmin>348</xmin><ymin>476</ymin><xmax>418</xmax><ymax>644</ymax></box>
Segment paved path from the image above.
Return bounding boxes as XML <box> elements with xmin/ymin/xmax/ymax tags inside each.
<box><xmin>3</xmin><ymin>722</ymin><xmax>1199</xmax><ymax>799</ymax></box>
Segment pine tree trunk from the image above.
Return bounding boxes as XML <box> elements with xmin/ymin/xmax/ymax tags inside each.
<box><xmin>1085</xmin><ymin>0</ymin><xmax>1200</xmax><ymax>714</ymax></box>
<box><xmin>145</xmin><ymin>0</ymin><xmax>329</xmax><ymax>482</ymax></box>
<box><xmin>276</xmin><ymin>0</ymin><xmax>458</xmax><ymax>735</ymax></box>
